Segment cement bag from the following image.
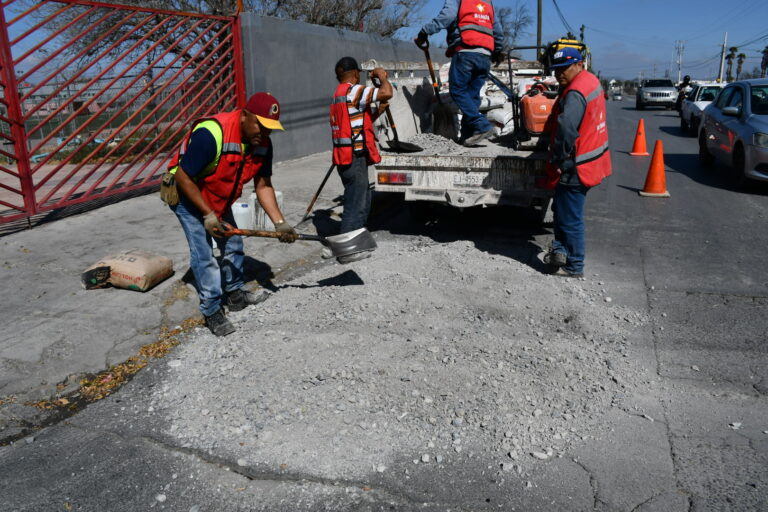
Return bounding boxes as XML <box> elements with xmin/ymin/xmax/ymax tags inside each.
<box><xmin>82</xmin><ymin>249</ymin><xmax>173</xmax><ymax>292</ymax></box>
<box><xmin>487</xmin><ymin>108</ymin><xmax>515</xmax><ymax>137</ymax></box>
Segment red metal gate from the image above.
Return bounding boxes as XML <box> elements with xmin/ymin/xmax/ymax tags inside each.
<box><xmin>0</xmin><ymin>0</ymin><xmax>245</xmax><ymax>227</ymax></box>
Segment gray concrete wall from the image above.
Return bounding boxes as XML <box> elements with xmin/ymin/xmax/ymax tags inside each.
<box><xmin>240</xmin><ymin>14</ymin><xmax>431</xmax><ymax>161</ymax></box>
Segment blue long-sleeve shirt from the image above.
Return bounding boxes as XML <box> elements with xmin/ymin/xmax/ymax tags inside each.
<box><xmin>421</xmin><ymin>0</ymin><xmax>504</xmax><ymax>55</ymax></box>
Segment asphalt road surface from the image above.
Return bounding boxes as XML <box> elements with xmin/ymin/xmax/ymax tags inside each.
<box><xmin>1</xmin><ymin>98</ymin><xmax>767</xmax><ymax>511</ymax></box>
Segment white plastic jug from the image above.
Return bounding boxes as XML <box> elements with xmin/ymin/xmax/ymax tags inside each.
<box><xmin>231</xmin><ymin>201</ymin><xmax>253</xmax><ymax>230</ymax></box>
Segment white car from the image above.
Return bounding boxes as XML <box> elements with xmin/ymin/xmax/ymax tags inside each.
<box><xmin>681</xmin><ymin>83</ymin><xmax>723</xmax><ymax>136</ymax></box>
<box><xmin>698</xmin><ymin>78</ymin><xmax>768</xmax><ymax>185</ymax></box>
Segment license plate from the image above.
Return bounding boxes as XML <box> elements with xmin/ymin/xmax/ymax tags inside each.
<box><xmin>452</xmin><ymin>172</ymin><xmax>487</xmax><ymax>187</ymax></box>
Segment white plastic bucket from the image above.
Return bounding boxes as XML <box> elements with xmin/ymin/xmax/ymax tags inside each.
<box><xmin>253</xmin><ymin>190</ymin><xmax>283</xmax><ymax>231</ymax></box>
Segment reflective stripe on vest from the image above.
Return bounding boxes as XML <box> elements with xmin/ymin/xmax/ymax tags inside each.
<box><xmin>574</xmin><ymin>141</ymin><xmax>609</xmax><ymax>164</ymax></box>
<box><xmin>584</xmin><ymin>85</ymin><xmax>603</xmax><ymax>103</ymax></box>
<box><xmin>459</xmin><ymin>24</ymin><xmax>493</xmax><ymax>36</ymax></box>
<box><xmin>221</xmin><ymin>142</ymin><xmax>241</xmax><ymax>154</ymax></box>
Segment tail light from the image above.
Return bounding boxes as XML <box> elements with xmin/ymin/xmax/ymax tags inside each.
<box><xmin>378</xmin><ymin>172</ymin><xmax>412</xmax><ymax>185</ymax></box>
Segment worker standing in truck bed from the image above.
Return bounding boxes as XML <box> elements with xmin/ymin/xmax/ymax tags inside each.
<box><xmin>415</xmin><ymin>0</ymin><xmax>504</xmax><ymax>147</ymax></box>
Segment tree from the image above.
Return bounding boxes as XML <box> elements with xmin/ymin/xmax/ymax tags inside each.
<box><xmin>736</xmin><ymin>53</ymin><xmax>746</xmax><ymax>80</ymax></box>
<box><xmin>29</xmin><ymin>0</ymin><xmax>426</xmax><ymax>41</ymax></box>
<box><xmin>496</xmin><ymin>1</ymin><xmax>533</xmax><ymax>54</ymax></box>
<box><xmin>725</xmin><ymin>46</ymin><xmax>737</xmax><ymax>82</ymax></box>
<box><xmin>251</xmin><ymin>0</ymin><xmax>426</xmax><ymax>37</ymax></box>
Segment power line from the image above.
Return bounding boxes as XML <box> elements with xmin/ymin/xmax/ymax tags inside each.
<box><xmin>551</xmin><ymin>0</ymin><xmax>574</xmax><ymax>36</ymax></box>
<box><xmin>732</xmin><ymin>30</ymin><xmax>768</xmax><ymax>49</ymax></box>
<box><xmin>583</xmin><ymin>25</ymin><xmax>671</xmax><ymax>49</ymax></box>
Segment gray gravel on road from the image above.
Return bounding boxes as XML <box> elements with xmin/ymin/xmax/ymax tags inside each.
<box><xmin>146</xmin><ymin>233</ymin><xmax>650</xmax><ymax>501</ymax></box>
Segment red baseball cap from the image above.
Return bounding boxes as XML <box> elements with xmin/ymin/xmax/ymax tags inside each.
<box><xmin>244</xmin><ymin>92</ymin><xmax>284</xmax><ymax>131</ymax></box>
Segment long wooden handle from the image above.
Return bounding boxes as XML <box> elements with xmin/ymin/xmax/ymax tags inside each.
<box><xmin>225</xmin><ymin>228</ymin><xmax>324</xmax><ymax>243</ymax></box>
<box><xmin>384</xmin><ymin>106</ymin><xmax>400</xmax><ymax>142</ymax></box>
<box><xmin>422</xmin><ymin>47</ymin><xmax>442</xmax><ymax>104</ymax></box>
<box><xmin>301</xmin><ymin>163</ymin><xmax>336</xmax><ymax>223</ymax></box>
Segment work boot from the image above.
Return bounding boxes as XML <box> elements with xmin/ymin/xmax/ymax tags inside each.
<box><xmin>463</xmin><ymin>128</ymin><xmax>494</xmax><ymax>147</ymax></box>
<box><xmin>224</xmin><ymin>288</ymin><xmax>270</xmax><ymax>312</ymax></box>
<box><xmin>543</xmin><ymin>251</ymin><xmax>567</xmax><ymax>267</ymax></box>
<box><xmin>550</xmin><ymin>268</ymin><xmax>584</xmax><ymax>279</ymax></box>
<box><xmin>204</xmin><ymin>308</ymin><xmax>236</xmax><ymax>337</ymax></box>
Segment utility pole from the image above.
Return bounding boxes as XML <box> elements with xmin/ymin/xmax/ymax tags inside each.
<box><xmin>718</xmin><ymin>32</ymin><xmax>728</xmax><ymax>82</ymax></box>
<box><xmin>675</xmin><ymin>40</ymin><xmax>685</xmax><ymax>83</ymax></box>
<box><xmin>580</xmin><ymin>24</ymin><xmax>585</xmax><ymax>42</ymax></box>
<box><xmin>536</xmin><ymin>0</ymin><xmax>542</xmax><ymax>59</ymax></box>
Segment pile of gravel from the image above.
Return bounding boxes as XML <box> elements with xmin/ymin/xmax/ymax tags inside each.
<box><xmin>403</xmin><ymin>133</ymin><xmax>520</xmax><ymax>157</ymax></box>
<box><xmin>150</xmin><ymin>235</ymin><xmax>648</xmax><ymax>485</ymax></box>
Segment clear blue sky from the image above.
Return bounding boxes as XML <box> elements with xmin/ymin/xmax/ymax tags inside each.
<box><xmin>407</xmin><ymin>0</ymin><xmax>768</xmax><ymax>81</ymax></box>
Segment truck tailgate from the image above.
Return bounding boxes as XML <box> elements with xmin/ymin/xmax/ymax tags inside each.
<box><xmin>375</xmin><ymin>152</ymin><xmax>552</xmax><ymax>208</ymax></box>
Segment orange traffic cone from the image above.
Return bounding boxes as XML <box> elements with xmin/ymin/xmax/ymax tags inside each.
<box><xmin>639</xmin><ymin>140</ymin><xmax>670</xmax><ymax>197</ymax></box>
<box><xmin>629</xmin><ymin>119</ymin><xmax>650</xmax><ymax>156</ymax></box>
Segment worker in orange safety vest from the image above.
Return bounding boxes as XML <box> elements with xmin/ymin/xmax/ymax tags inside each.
<box><xmin>167</xmin><ymin>93</ymin><xmax>296</xmax><ymax>336</ymax></box>
<box><xmin>415</xmin><ymin>0</ymin><xmax>504</xmax><ymax>146</ymax></box>
<box><xmin>329</xmin><ymin>57</ymin><xmax>392</xmax><ymax>243</ymax></box>
<box><xmin>543</xmin><ymin>47</ymin><xmax>612</xmax><ymax>278</ymax></box>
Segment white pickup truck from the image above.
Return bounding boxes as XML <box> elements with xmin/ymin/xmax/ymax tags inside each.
<box><xmin>368</xmin><ymin>59</ymin><xmax>553</xmax><ymax>220</ymax></box>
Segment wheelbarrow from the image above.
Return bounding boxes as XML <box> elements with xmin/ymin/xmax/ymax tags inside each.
<box><xmin>222</xmin><ymin>226</ymin><xmax>377</xmax><ymax>264</ymax></box>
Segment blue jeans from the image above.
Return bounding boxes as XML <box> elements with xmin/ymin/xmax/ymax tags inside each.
<box><xmin>449</xmin><ymin>51</ymin><xmax>492</xmax><ymax>140</ymax></box>
<box><xmin>171</xmin><ymin>199</ymin><xmax>244</xmax><ymax>316</ymax></box>
<box><xmin>337</xmin><ymin>153</ymin><xmax>371</xmax><ymax>233</ymax></box>
<box><xmin>551</xmin><ymin>184</ymin><xmax>589</xmax><ymax>274</ymax></box>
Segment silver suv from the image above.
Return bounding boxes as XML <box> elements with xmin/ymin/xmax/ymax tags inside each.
<box><xmin>636</xmin><ymin>79</ymin><xmax>677</xmax><ymax>110</ymax></box>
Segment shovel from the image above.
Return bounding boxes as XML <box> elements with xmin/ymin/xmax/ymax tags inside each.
<box><xmin>417</xmin><ymin>40</ymin><xmax>456</xmax><ymax>140</ymax></box>
<box><xmin>369</xmin><ymin>76</ymin><xmax>423</xmax><ymax>153</ymax></box>
<box><xmin>382</xmin><ymin>106</ymin><xmax>423</xmax><ymax>153</ymax></box>
<box><xmin>223</xmin><ymin>226</ymin><xmax>377</xmax><ymax>263</ymax></box>
<box><xmin>298</xmin><ymin>162</ymin><xmax>336</xmax><ymax>225</ymax></box>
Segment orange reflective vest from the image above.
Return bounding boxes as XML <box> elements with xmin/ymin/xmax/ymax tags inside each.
<box><xmin>545</xmin><ymin>70</ymin><xmax>612</xmax><ymax>189</ymax></box>
<box><xmin>330</xmin><ymin>83</ymin><xmax>381</xmax><ymax>165</ymax></box>
<box><xmin>168</xmin><ymin>110</ymin><xmax>270</xmax><ymax>217</ymax></box>
<box><xmin>448</xmin><ymin>0</ymin><xmax>495</xmax><ymax>57</ymax></box>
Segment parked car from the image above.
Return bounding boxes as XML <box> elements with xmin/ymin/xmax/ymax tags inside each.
<box><xmin>680</xmin><ymin>83</ymin><xmax>723</xmax><ymax>135</ymax></box>
<box><xmin>698</xmin><ymin>78</ymin><xmax>768</xmax><ymax>184</ymax></box>
<box><xmin>636</xmin><ymin>79</ymin><xmax>677</xmax><ymax>110</ymax></box>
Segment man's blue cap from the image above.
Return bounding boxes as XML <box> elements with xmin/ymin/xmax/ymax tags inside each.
<box><xmin>550</xmin><ymin>47</ymin><xmax>583</xmax><ymax>68</ymax></box>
